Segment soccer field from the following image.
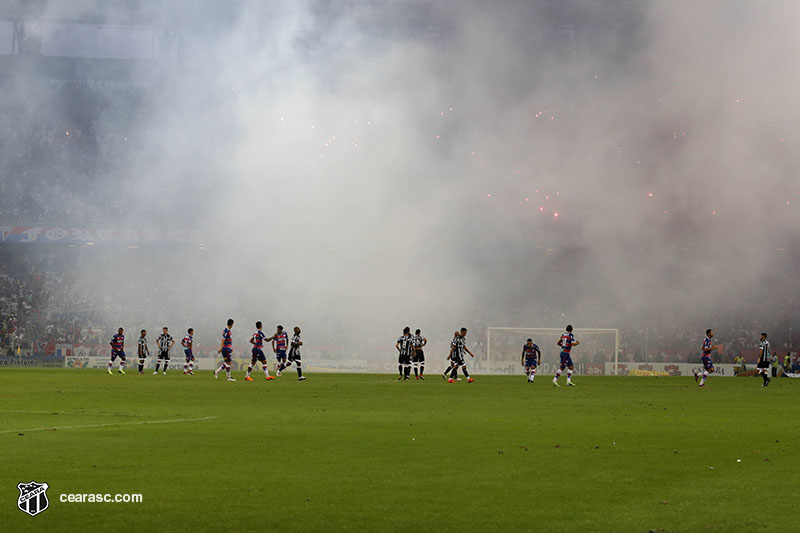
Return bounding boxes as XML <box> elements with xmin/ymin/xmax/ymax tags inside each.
<box><xmin>1</xmin><ymin>369</ymin><xmax>798</xmax><ymax>532</ymax></box>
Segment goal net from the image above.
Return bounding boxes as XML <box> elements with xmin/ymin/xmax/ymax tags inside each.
<box><xmin>485</xmin><ymin>327</ymin><xmax>621</xmax><ymax>376</ymax></box>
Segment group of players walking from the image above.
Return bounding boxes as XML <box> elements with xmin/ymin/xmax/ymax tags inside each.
<box><xmin>105</xmin><ymin>319</ymin><xmax>305</xmax><ymax>382</ymax></box>
<box><xmin>694</xmin><ymin>328</ymin><xmax>775</xmax><ymax>387</ymax></box>
<box><xmin>516</xmin><ymin>324</ymin><xmax>579</xmax><ymax>386</ymax></box>
<box><xmin>394</xmin><ymin>324</ymin><xmax>579</xmax><ymax>385</ymax></box>
<box><xmin>108</xmin><ymin>322</ymin><xmax>777</xmax><ymax>387</ymax></box>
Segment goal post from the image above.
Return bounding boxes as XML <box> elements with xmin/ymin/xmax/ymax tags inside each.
<box><xmin>486</xmin><ymin>327</ymin><xmax>621</xmax><ymax>376</ymax></box>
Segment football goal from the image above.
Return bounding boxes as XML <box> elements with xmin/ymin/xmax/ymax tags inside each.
<box><xmin>486</xmin><ymin>327</ymin><xmax>621</xmax><ymax>376</ymax></box>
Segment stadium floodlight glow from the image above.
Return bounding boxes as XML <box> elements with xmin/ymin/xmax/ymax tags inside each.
<box><xmin>486</xmin><ymin>327</ymin><xmax>621</xmax><ymax>376</ymax></box>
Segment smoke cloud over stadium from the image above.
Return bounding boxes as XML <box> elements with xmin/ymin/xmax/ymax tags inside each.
<box><xmin>4</xmin><ymin>1</ymin><xmax>799</xmax><ymax>360</ymax></box>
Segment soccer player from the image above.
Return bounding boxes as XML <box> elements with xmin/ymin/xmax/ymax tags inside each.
<box><xmin>442</xmin><ymin>331</ymin><xmax>460</xmax><ymax>381</ymax></box>
<box><xmin>215</xmin><ymin>318</ymin><xmax>236</xmax><ymax>381</ymax></box>
<box><xmin>412</xmin><ymin>328</ymin><xmax>427</xmax><ymax>379</ymax></box>
<box><xmin>245</xmin><ymin>321</ymin><xmax>274</xmax><ymax>381</ymax></box>
<box><xmin>271</xmin><ymin>325</ymin><xmax>289</xmax><ymax>377</ymax></box>
<box><xmin>137</xmin><ymin>329</ymin><xmax>149</xmax><ymax>374</ymax></box>
<box><xmin>181</xmin><ymin>328</ymin><xmax>195</xmax><ymax>375</ymax></box>
<box><xmin>396</xmin><ymin>326</ymin><xmax>414</xmax><ymax>380</ymax></box>
<box><xmin>154</xmin><ymin>327</ymin><xmax>175</xmax><ymax>375</ymax></box>
<box><xmin>757</xmin><ymin>332</ymin><xmax>771</xmax><ymax>387</ymax></box>
<box><xmin>521</xmin><ymin>338</ymin><xmax>541</xmax><ymax>383</ymax></box>
<box><xmin>447</xmin><ymin>328</ymin><xmax>476</xmax><ymax>383</ymax></box>
<box><xmin>107</xmin><ymin>327</ymin><xmax>126</xmax><ymax>374</ymax></box>
<box><xmin>694</xmin><ymin>328</ymin><xmax>720</xmax><ymax>387</ymax></box>
<box><xmin>284</xmin><ymin>326</ymin><xmax>306</xmax><ymax>380</ymax></box>
<box><xmin>553</xmin><ymin>325</ymin><xmax>580</xmax><ymax>387</ymax></box>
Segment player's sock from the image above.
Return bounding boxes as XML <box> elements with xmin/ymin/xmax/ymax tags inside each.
<box><xmin>108</xmin><ymin>360</ymin><xmax>113</xmax><ymax>370</ymax></box>
<box><xmin>530</xmin><ymin>369</ymin><xmax>536</xmax><ymax>382</ymax></box>
<box><xmin>155</xmin><ymin>360</ymin><xmax>161</xmax><ymax>372</ymax></box>
<box><xmin>184</xmin><ymin>362</ymin><xmax>188</xmax><ymax>373</ymax></box>
<box><xmin>225</xmin><ymin>364</ymin><xmax>231</xmax><ymax>378</ymax></box>
<box><xmin>567</xmin><ymin>370</ymin><xmax>573</xmax><ymax>383</ymax></box>
<box><xmin>262</xmin><ymin>364</ymin><xmax>270</xmax><ymax>377</ymax></box>
<box><xmin>398</xmin><ymin>365</ymin><xmax>403</xmax><ymax>377</ymax></box>
<box><xmin>120</xmin><ymin>360</ymin><xmax>125</xmax><ymax>371</ymax></box>
<box><xmin>246</xmin><ymin>364</ymin><xmax>253</xmax><ymax>377</ymax></box>
<box><xmin>189</xmin><ymin>362</ymin><xmax>194</xmax><ymax>372</ymax></box>
<box><xmin>215</xmin><ymin>363</ymin><xmax>225</xmax><ymax>375</ymax></box>
<box><xmin>462</xmin><ymin>367</ymin><xmax>470</xmax><ymax>378</ymax></box>
<box><xmin>138</xmin><ymin>360</ymin><xmax>144</xmax><ymax>373</ymax></box>
<box><xmin>700</xmin><ymin>370</ymin><xmax>708</xmax><ymax>385</ymax></box>
<box><xmin>296</xmin><ymin>363</ymin><xmax>303</xmax><ymax>378</ymax></box>
<box><xmin>419</xmin><ymin>364</ymin><xmax>424</xmax><ymax>376</ymax></box>
<box><xmin>404</xmin><ymin>365</ymin><xmax>411</xmax><ymax>378</ymax></box>
<box><xmin>451</xmin><ymin>367</ymin><xmax>459</xmax><ymax>380</ymax></box>
<box><xmin>761</xmin><ymin>372</ymin><xmax>768</xmax><ymax>384</ymax></box>
<box><xmin>413</xmin><ymin>364</ymin><xmax>419</xmax><ymax>378</ymax></box>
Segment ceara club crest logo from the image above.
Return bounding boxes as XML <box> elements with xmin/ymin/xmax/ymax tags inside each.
<box><xmin>17</xmin><ymin>481</ymin><xmax>49</xmax><ymax>516</ymax></box>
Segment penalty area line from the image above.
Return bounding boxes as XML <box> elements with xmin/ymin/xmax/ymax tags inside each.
<box><xmin>0</xmin><ymin>416</ymin><xmax>217</xmax><ymax>435</ymax></box>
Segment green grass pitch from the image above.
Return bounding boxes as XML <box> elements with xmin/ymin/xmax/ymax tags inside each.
<box><xmin>1</xmin><ymin>369</ymin><xmax>798</xmax><ymax>532</ymax></box>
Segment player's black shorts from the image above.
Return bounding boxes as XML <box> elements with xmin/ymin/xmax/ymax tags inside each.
<box><xmin>288</xmin><ymin>348</ymin><xmax>301</xmax><ymax>362</ymax></box>
<box><xmin>398</xmin><ymin>353</ymin><xmax>412</xmax><ymax>365</ymax></box>
<box><xmin>412</xmin><ymin>350</ymin><xmax>425</xmax><ymax>363</ymax></box>
<box><xmin>757</xmin><ymin>358</ymin><xmax>770</xmax><ymax>369</ymax></box>
<box><xmin>452</xmin><ymin>354</ymin><xmax>465</xmax><ymax>366</ymax></box>
<box><xmin>110</xmin><ymin>350</ymin><xmax>126</xmax><ymax>361</ymax></box>
<box><xmin>159</xmin><ymin>350</ymin><xmax>170</xmax><ymax>360</ymax></box>
<box><xmin>251</xmin><ymin>348</ymin><xmax>267</xmax><ymax>363</ymax></box>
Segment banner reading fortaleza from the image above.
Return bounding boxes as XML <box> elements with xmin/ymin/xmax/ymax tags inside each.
<box><xmin>0</xmin><ymin>226</ymin><xmax>199</xmax><ymax>244</ymax></box>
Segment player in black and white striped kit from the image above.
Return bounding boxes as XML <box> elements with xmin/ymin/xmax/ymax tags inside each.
<box><xmin>154</xmin><ymin>327</ymin><xmax>175</xmax><ymax>375</ymax></box>
<box><xmin>412</xmin><ymin>329</ymin><xmax>427</xmax><ymax>379</ymax></box>
<box><xmin>445</xmin><ymin>328</ymin><xmax>475</xmax><ymax>383</ymax></box>
<box><xmin>284</xmin><ymin>326</ymin><xmax>307</xmax><ymax>381</ymax></box>
<box><xmin>757</xmin><ymin>332</ymin><xmax>771</xmax><ymax>387</ymax></box>
<box><xmin>137</xmin><ymin>329</ymin><xmax>150</xmax><ymax>374</ymax></box>
<box><xmin>396</xmin><ymin>326</ymin><xmax>414</xmax><ymax>380</ymax></box>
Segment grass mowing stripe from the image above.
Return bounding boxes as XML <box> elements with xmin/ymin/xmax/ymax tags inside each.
<box><xmin>0</xmin><ymin>416</ymin><xmax>217</xmax><ymax>434</ymax></box>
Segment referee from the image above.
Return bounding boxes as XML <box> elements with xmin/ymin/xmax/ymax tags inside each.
<box><xmin>757</xmin><ymin>332</ymin><xmax>771</xmax><ymax>387</ymax></box>
<box><xmin>155</xmin><ymin>327</ymin><xmax>175</xmax><ymax>375</ymax></box>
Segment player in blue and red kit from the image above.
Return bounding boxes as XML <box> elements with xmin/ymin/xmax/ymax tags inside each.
<box><xmin>521</xmin><ymin>338</ymin><xmax>541</xmax><ymax>383</ymax></box>
<box><xmin>181</xmin><ymin>328</ymin><xmax>195</xmax><ymax>375</ymax></box>
<box><xmin>107</xmin><ymin>327</ymin><xmax>126</xmax><ymax>374</ymax></box>
<box><xmin>694</xmin><ymin>328</ymin><xmax>720</xmax><ymax>387</ymax></box>
<box><xmin>245</xmin><ymin>321</ymin><xmax>275</xmax><ymax>381</ymax></box>
<box><xmin>214</xmin><ymin>318</ymin><xmax>236</xmax><ymax>382</ymax></box>
<box><xmin>271</xmin><ymin>325</ymin><xmax>289</xmax><ymax>376</ymax></box>
<box><xmin>553</xmin><ymin>325</ymin><xmax>580</xmax><ymax>387</ymax></box>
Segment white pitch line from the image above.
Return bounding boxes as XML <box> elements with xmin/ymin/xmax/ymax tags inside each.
<box><xmin>0</xmin><ymin>416</ymin><xmax>217</xmax><ymax>435</ymax></box>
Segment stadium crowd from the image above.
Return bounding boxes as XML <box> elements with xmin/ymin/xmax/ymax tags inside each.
<box><xmin>0</xmin><ymin>80</ymin><xmax>143</xmax><ymax>226</ymax></box>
